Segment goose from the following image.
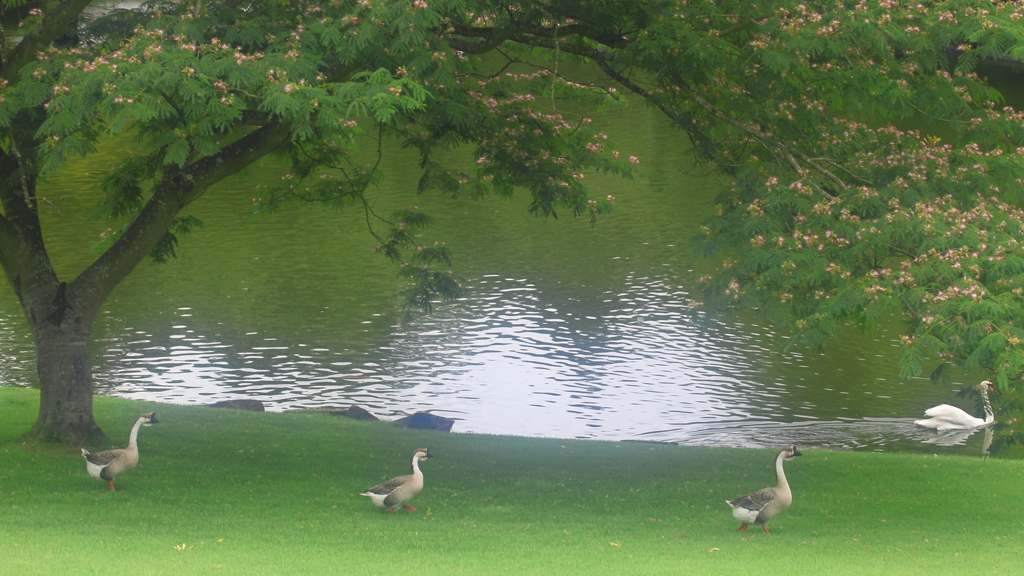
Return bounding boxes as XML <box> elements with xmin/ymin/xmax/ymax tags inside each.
<box><xmin>915</xmin><ymin>381</ymin><xmax>994</xmax><ymax>431</ymax></box>
<box><xmin>81</xmin><ymin>412</ymin><xmax>159</xmax><ymax>491</ymax></box>
<box><xmin>726</xmin><ymin>445</ymin><xmax>802</xmax><ymax>535</ymax></box>
<box><xmin>361</xmin><ymin>448</ymin><xmax>432</xmax><ymax>513</ymax></box>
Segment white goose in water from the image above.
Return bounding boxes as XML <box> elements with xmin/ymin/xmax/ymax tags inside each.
<box><xmin>915</xmin><ymin>381</ymin><xmax>995</xmax><ymax>431</ymax></box>
<box><xmin>81</xmin><ymin>412</ymin><xmax>159</xmax><ymax>491</ymax></box>
<box><xmin>361</xmin><ymin>448</ymin><xmax>432</xmax><ymax>513</ymax></box>
<box><xmin>726</xmin><ymin>445</ymin><xmax>801</xmax><ymax>535</ymax></box>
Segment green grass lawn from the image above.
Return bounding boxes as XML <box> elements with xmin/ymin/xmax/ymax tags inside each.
<box><xmin>2</xmin><ymin>386</ymin><xmax>1022</xmax><ymax>575</ymax></box>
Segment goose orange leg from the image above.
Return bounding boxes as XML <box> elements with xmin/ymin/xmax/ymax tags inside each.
<box><xmin>761</xmin><ymin>525</ymin><xmax>771</xmax><ymax>535</ymax></box>
<box><xmin>107</xmin><ymin>481</ymin><xmax>116</xmax><ymax>492</ymax></box>
<box><xmin>737</xmin><ymin>523</ymin><xmax>749</xmax><ymax>533</ymax></box>
<box><xmin>403</xmin><ymin>504</ymin><xmax>417</xmax><ymax>512</ymax></box>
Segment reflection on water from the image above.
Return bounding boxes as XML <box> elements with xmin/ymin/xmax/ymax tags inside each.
<box><xmin>0</xmin><ymin>105</ymin><xmax>995</xmax><ymax>456</ymax></box>
<box><xmin>918</xmin><ymin>426</ymin><xmax>993</xmax><ymax>451</ymax></box>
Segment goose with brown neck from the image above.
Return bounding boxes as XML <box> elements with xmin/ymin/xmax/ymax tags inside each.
<box><xmin>361</xmin><ymin>448</ymin><xmax>433</xmax><ymax>513</ymax></box>
<box><xmin>81</xmin><ymin>412</ymin><xmax>159</xmax><ymax>491</ymax></box>
<box><xmin>726</xmin><ymin>445</ymin><xmax>801</xmax><ymax>534</ymax></box>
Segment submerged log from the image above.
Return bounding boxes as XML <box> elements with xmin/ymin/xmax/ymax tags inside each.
<box><xmin>283</xmin><ymin>406</ymin><xmax>380</xmax><ymax>421</ymax></box>
<box><xmin>206</xmin><ymin>399</ymin><xmax>266</xmax><ymax>412</ymax></box>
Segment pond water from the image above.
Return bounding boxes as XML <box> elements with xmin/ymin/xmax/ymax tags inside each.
<box><xmin>0</xmin><ymin>104</ymin><xmax>995</xmax><ymax>456</ymax></box>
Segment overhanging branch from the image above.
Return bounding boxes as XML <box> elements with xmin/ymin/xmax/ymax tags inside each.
<box><xmin>2</xmin><ymin>0</ymin><xmax>94</xmax><ymax>82</ymax></box>
<box><xmin>591</xmin><ymin>53</ymin><xmax>850</xmax><ymax>193</ymax></box>
<box><xmin>451</xmin><ymin>23</ymin><xmax>630</xmax><ymax>51</ymax></box>
<box><xmin>471</xmin><ymin>23</ymin><xmax>855</xmax><ymax>194</ymax></box>
<box><xmin>70</xmin><ymin>120</ymin><xmax>294</xmax><ymax>311</ymax></box>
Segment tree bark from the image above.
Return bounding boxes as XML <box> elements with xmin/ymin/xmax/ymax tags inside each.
<box><xmin>29</xmin><ymin>316</ymin><xmax>104</xmax><ymax>443</ymax></box>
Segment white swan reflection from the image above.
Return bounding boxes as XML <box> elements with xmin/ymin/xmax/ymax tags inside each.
<box><xmin>918</xmin><ymin>426</ymin><xmax>994</xmax><ymax>455</ymax></box>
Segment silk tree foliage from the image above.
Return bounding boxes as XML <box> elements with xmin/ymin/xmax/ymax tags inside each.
<box><xmin>4</xmin><ymin>0</ymin><xmax>1024</xmax><ymax>445</ymax></box>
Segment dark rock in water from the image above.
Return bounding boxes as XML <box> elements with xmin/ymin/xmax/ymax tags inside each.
<box><xmin>206</xmin><ymin>399</ymin><xmax>265</xmax><ymax>412</ymax></box>
<box><xmin>397</xmin><ymin>412</ymin><xmax>455</xmax><ymax>432</ymax></box>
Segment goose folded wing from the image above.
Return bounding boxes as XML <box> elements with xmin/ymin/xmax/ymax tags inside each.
<box><xmin>84</xmin><ymin>449</ymin><xmax>123</xmax><ymax>467</ymax></box>
<box><xmin>731</xmin><ymin>487</ymin><xmax>776</xmax><ymax>511</ymax></box>
<box><xmin>365</xmin><ymin>475</ymin><xmax>408</xmax><ymax>495</ymax></box>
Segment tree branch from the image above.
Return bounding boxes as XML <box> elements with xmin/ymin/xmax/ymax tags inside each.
<box><xmin>2</xmin><ymin>0</ymin><xmax>94</xmax><ymax>83</ymax></box>
<box><xmin>592</xmin><ymin>55</ymin><xmax>849</xmax><ymax>192</ymax></box>
<box><xmin>0</xmin><ymin>208</ymin><xmax>21</xmax><ymax>257</ymax></box>
<box><xmin>0</xmin><ymin>152</ymin><xmax>46</xmax><ymax>258</ymax></box>
<box><xmin>449</xmin><ymin>21</ymin><xmax>632</xmax><ymax>55</ymax></box>
<box><xmin>449</xmin><ymin>26</ymin><xmax>514</xmax><ymax>54</ymax></box>
<box><xmin>481</xmin><ymin>23</ymin><xmax>853</xmax><ymax>194</ymax></box>
<box><xmin>69</xmin><ymin>120</ymin><xmax>294</xmax><ymax>311</ymax></box>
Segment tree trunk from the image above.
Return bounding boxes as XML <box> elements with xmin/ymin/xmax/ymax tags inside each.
<box><xmin>29</xmin><ymin>327</ymin><xmax>104</xmax><ymax>444</ymax></box>
<box><xmin>20</xmin><ymin>283</ymin><xmax>106</xmax><ymax>444</ymax></box>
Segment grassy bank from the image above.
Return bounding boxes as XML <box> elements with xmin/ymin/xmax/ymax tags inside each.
<box><xmin>1</xmin><ymin>386</ymin><xmax>1021</xmax><ymax>575</ymax></box>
